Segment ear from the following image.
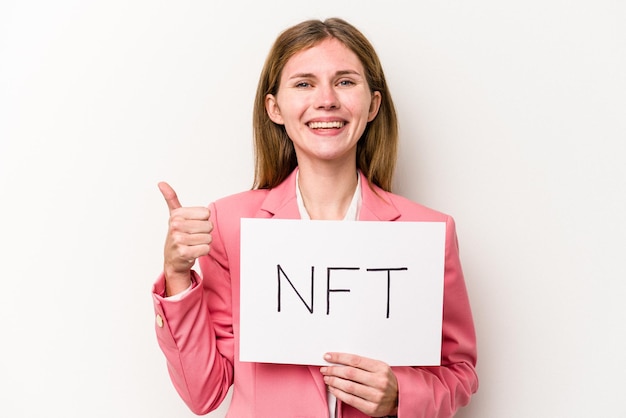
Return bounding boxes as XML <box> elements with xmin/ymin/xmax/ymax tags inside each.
<box><xmin>265</xmin><ymin>94</ymin><xmax>284</xmax><ymax>125</ymax></box>
<box><xmin>367</xmin><ymin>91</ymin><xmax>382</xmax><ymax>122</ymax></box>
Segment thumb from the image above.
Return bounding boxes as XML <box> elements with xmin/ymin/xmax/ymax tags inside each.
<box><xmin>158</xmin><ymin>181</ymin><xmax>182</xmax><ymax>212</ymax></box>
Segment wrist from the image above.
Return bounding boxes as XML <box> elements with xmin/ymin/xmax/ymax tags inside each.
<box><xmin>164</xmin><ymin>269</ymin><xmax>193</xmax><ymax>297</ymax></box>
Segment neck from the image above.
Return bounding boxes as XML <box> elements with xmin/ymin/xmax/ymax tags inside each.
<box><xmin>297</xmin><ymin>162</ymin><xmax>358</xmax><ymax>220</ymax></box>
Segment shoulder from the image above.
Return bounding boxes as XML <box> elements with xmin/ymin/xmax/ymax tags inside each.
<box><xmin>211</xmin><ymin>188</ymin><xmax>270</xmax><ymax>218</ymax></box>
<box><xmin>385</xmin><ymin>191</ymin><xmax>452</xmax><ymax>222</ymax></box>
<box><xmin>380</xmin><ymin>191</ymin><xmax>462</xmax><ymax>251</ymax></box>
<box><xmin>364</xmin><ymin>182</ymin><xmax>453</xmax><ymax>223</ymax></box>
<box><xmin>206</xmin><ymin>189</ymin><xmax>271</xmax><ymax>248</ymax></box>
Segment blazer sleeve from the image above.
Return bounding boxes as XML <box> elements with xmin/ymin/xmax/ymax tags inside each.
<box><xmin>393</xmin><ymin>215</ymin><xmax>478</xmax><ymax>417</ymax></box>
<box><xmin>152</xmin><ymin>201</ymin><xmax>235</xmax><ymax>415</ymax></box>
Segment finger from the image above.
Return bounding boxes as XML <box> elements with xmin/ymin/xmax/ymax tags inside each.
<box><xmin>185</xmin><ymin>234</ymin><xmax>213</xmax><ymax>247</ymax></box>
<box><xmin>323</xmin><ymin>367</ymin><xmax>398</xmax><ymax>417</ymax></box>
<box><xmin>324</xmin><ymin>352</ymin><xmax>379</xmax><ymax>372</ymax></box>
<box><xmin>323</xmin><ymin>370</ymin><xmax>371</xmax><ymax>399</ymax></box>
<box><xmin>327</xmin><ymin>384</ymin><xmax>375</xmax><ymax>414</ymax></box>
<box><xmin>327</xmin><ymin>384</ymin><xmax>392</xmax><ymax>418</ymax></box>
<box><xmin>321</xmin><ymin>366</ymin><xmax>376</xmax><ymax>401</ymax></box>
<box><xmin>178</xmin><ymin>243</ymin><xmax>212</xmax><ymax>260</ymax></box>
<box><xmin>158</xmin><ymin>181</ymin><xmax>182</xmax><ymax>212</ymax></box>
<box><xmin>169</xmin><ymin>232</ymin><xmax>213</xmax><ymax>247</ymax></box>
<box><xmin>170</xmin><ymin>207</ymin><xmax>211</xmax><ymax>223</ymax></box>
<box><xmin>169</xmin><ymin>218</ymin><xmax>213</xmax><ymax>234</ymax></box>
<box><xmin>166</xmin><ymin>242</ymin><xmax>211</xmax><ymax>265</ymax></box>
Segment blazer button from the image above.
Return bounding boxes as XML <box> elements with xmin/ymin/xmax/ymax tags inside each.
<box><xmin>156</xmin><ymin>314</ymin><xmax>164</xmax><ymax>328</ymax></box>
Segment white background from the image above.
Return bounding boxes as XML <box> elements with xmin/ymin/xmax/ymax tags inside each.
<box><xmin>1</xmin><ymin>1</ymin><xmax>624</xmax><ymax>417</ymax></box>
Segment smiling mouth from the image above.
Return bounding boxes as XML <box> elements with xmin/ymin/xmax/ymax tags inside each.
<box><xmin>307</xmin><ymin>121</ymin><xmax>345</xmax><ymax>129</ymax></box>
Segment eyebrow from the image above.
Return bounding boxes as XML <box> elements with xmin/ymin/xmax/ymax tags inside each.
<box><xmin>287</xmin><ymin>70</ymin><xmax>363</xmax><ymax>80</ymax></box>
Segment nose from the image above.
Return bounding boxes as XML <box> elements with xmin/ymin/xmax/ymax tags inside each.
<box><xmin>315</xmin><ymin>84</ymin><xmax>339</xmax><ymax>110</ymax></box>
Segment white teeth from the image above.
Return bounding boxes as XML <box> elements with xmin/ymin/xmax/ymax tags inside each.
<box><xmin>308</xmin><ymin>121</ymin><xmax>344</xmax><ymax>129</ymax></box>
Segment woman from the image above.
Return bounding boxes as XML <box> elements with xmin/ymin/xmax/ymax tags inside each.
<box><xmin>153</xmin><ymin>18</ymin><xmax>478</xmax><ymax>417</ymax></box>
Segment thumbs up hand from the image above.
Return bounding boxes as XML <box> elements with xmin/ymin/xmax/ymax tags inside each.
<box><xmin>158</xmin><ymin>182</ymin><xmax>213</xmax><ymax>296</ymax></box>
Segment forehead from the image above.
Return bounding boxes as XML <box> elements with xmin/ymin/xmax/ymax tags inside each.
<box><xmin>281</xmin><ymin>38</ymin><xmax>364</xmax><ymax>76</ymax></box>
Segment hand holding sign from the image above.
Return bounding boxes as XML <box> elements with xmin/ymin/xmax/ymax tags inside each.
<box><xmin>158</xmin><ymin>182</ymin><xmax>213</xmax><ymax>296</ymax></box>
<box><xmin>321</xmin><ymin>352</ymin><xmax>398</xmax><ymax>417</ymax></box>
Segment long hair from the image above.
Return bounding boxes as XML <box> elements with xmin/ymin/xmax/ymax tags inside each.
<box><xmin>252</xmin><ymin>18</ymin><xmax>398</xmax><ymax>191</ymax></box>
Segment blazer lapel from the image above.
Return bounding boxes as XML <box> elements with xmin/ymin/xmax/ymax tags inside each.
<box><xmin>255</xmin><ymin>170</ymin><xmax>301</xmax><ymax>219</ymax></box>
<box><xmin>358</xmin><ymin>172</ymin><xmax>401</xmax><ymax>221</ymax></box>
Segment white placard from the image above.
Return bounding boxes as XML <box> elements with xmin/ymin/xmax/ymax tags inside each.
<box><xmin>239</xmin><ymin>219</ymin><xmax>445</xmax><ymax>366</ymax></box>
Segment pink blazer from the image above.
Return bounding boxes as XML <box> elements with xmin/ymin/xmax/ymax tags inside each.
<box><xmin>153</xmin><ymin>170</ymin><xmax>478</xmax><ymax>417</ymax></box>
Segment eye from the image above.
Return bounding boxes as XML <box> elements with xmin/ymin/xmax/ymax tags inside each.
<box><xmin>295</xmin><ymin>81</ymin><xmax>311</xmax><ymax>88</ymax></box>
<box><xmin>338</xmin><ymin>79</ymin><xmax>355</xmax><ymax>87</ymax></box>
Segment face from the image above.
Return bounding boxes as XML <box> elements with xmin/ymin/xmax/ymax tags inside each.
<box><xmin>265</xmin><ymin>38</ymin><xmax>381</xmax><ymax>169</ymax></box>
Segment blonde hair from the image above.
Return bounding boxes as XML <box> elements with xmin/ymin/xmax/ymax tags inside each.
<box><xmin>253</xmin><ymin>18</ymin><xmax>398</xmax><ymax>191</ymax></box>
